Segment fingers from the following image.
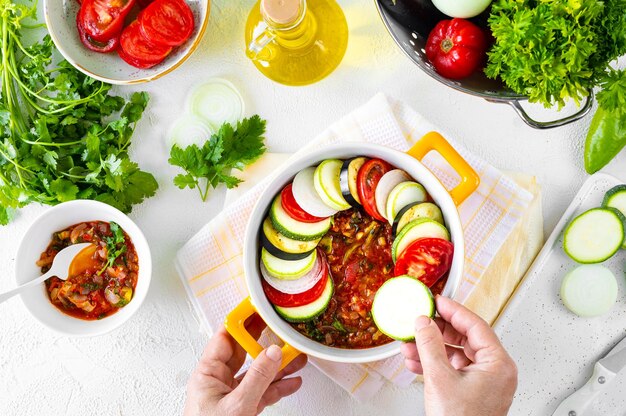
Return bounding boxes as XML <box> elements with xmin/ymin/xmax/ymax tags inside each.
<box><xmin>435</xmin><ymin>296</ymin><xmax>506</xmax><ymax>363</ymax></box>
<box><xmin>233</xmin><ymin>345</ymin><xmax>283</xmax><ymax>407</ymax></box>
<box><xmin>401</xmin><ymin>341</ymin><xmax>471</xmax><ymax>371</ymax></box>
<box><xmin>226</xmin><ymin>314</ymin><xmax>268</xmax><ymax>373</ymax></box>
<box><xmin>273</xmin><ymin>353</ymin><xmax>308</xmax><ymax>382</ymax></box>
<box><xmin>413</xmin><ymin>315</ymin><xmax>454</xmax><ymax>376</ymax></box>
<box><xmin>196</xmin><ymin>328</ymin><xmax>238</xmax><ymax>383</ymax></box>
<box><xmin>257</xmin><ymin>377</ymin><xmax>303</xmax><ymax>413</ymax></box>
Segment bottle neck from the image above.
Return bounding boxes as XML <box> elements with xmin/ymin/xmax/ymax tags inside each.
<box><xmin>262</xmin><ymin>0</ymin><xmax>317</xmax><ymax>49</ymax></box>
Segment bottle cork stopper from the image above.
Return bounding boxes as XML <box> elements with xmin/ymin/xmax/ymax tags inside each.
<box><xmin>261</xmin><ymin>0</ymin><xmax>302</xmax><ymax>25</ymax></box>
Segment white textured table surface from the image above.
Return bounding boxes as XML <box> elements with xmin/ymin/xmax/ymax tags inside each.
<box><xmin>2</xmin><ymin>1</ymin><xmax>626</xmax><ymax>415</ymax></box>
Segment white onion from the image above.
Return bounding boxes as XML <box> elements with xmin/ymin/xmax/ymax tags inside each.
<box><xmin>188</xmin><ymin>78</ymin><xmax>245</xmax><ymax>130</ymax></box>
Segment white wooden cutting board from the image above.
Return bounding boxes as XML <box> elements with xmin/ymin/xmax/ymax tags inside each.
<box><xmin>495</xmin><ymin>173</ymin><xmax>626</xmax><ymax>416</ymax></box>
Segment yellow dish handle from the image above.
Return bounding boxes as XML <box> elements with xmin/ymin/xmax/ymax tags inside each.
<box><xmin>406</xmin><ymin>131</ymin><xmax>480</xmax><ymax>206</ymax></box>
<box><xmin>225</xmin><ymin>297</ymin><xmax>301</xmax><ymax>371</ymax></box>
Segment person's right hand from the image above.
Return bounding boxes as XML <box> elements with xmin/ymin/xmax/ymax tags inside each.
<box><xmin>401</xmin><ymin>296</ymin><xmax>517</xmax><ymax>416</ymax></box>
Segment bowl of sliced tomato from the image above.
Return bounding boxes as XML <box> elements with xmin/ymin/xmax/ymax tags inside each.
<box><xmin>224</xmin><ymin>132</ymin><xmax>480</xmax><ymax>369</ymax></box>
<box><xmin>44</xmin><ymin>0</ymin><xmax>210</xmax><ymax>84</ymax></box>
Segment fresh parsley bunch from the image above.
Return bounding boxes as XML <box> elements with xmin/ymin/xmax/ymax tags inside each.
<box><xmin>0</xmin><ymin>1</ymin><xmax>158</xmax><ymax>225</ymax></box>
<box><xmin>486</xmin><ymin>0</ymin><xmax>626</xmax><ymax>108</ymax></box>
<box><xmin>169</xmin><ymin>116</ymin><xmax>267</xmax><ymax>201</ymax></box>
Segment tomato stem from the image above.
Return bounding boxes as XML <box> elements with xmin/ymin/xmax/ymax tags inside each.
<box><xmin>440</xmin><ymin>38</ymin><xmax>454</xmax><ymax>54</ymax></box>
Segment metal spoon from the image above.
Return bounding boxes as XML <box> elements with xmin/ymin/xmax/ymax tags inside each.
<box><xmin>0</xmin><ymin>243</ymin><xmax>95</xmax><ymax>304</ymax></box>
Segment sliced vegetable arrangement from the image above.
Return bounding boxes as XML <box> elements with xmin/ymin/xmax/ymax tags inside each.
<box><xmin>76</xmin><ymin>0</ymin><xmax>195</xmax><ymax>69</ymax></box>
<box><xmin>560</xmin><ymin>184</ymin><xmax>626</xmax><ymax>317</ymax></box>
<box><xmin>258</xmin><ymin>157</ymin><xmax>452</xmax><ymax>345</ymax></box>
<box><xmin>0</xmin><ymin>2</ymin><xmax>157</xmax><ymax>225</ymax></box>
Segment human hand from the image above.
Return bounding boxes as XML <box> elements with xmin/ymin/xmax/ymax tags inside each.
<box><xmin>184</xmin><ymin>315</ymin><xmax>308</xmax><ymax>416</ymax></box>
<box><xmin>401</xmin><ymin>296</ymin><xmax>517</xmax><ymax>416</ymax></box>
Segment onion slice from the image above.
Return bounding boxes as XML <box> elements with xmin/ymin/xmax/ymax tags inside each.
<box><xmin>167</xmin><ymin>114</ymin><xmax>214</xmax><ymax>149</ymax></box>
<box><xmin>260</xmin><ymin>250</ymin><xmax>324</xmax><ymax>294</ymax></box>
<box><xmin>560</xmin><ymin>265</ymin><xmax>618</xmax><ymax>317</ymax></box>
<box><xmin>188</xmin><ymin>78</ymin><xmax>245</xmax><ymax>129</ymax></box>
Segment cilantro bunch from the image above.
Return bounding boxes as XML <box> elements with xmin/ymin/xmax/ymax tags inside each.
<box><xmin>0</xmin><ymin>1</ymin><xmax>157</xmax><ymax>224</ymax></box>
<box><xmin>169</xmin><ymin>116</ymin><xmax>266</xmax><ymax>201</ymax></box>
<box><xmin>486</xmin><ymin>0</ymin><xmax>626</xmax><ymax>108</ymax></box>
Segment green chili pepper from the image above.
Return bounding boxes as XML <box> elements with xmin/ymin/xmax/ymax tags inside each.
<box><xmin>584</xmin><ymin>107</ymin><xmax>626</xmax><ymax>174</ymax></box>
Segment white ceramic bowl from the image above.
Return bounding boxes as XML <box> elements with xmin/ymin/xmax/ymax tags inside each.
<box><xmin>43</xmin><ymin>0</ymin><xmax>210</xmax><ymax>84</ymax></box>
<box><xmin>227</xmin><ymin>138</ymin><xmax>479</xmax><ymax>365</ymax></box>
<box><xmin>15</xmin><ymin>200</ymin><xmax>152</xmax><ymax>337</ymax></box>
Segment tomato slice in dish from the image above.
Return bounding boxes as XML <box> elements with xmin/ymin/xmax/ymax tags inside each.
<box><xmin>357</xmin><ymin>159</ymin><xmax>392</xmax><ymax>221</ymax></box>
<box><xmin>77</xmin><ymin>17</ymin><xmax>119</xmax><ymax>53</ymax></box>
<box><xmin>262</xmin><ymin>258</ymin><xmax>329</xmax><ymax>307</ymax></box>
<box><xmin>280</xmin><ymin>184</ymin><xmax>327</xmax><ymax>223</ymax></box>
<box><xmin>138</xmin><ymin>0</ymin><xmax>195</xmax><ymax>47</ymax></box>
<box><xmin>78</xmin><ymin>0</ymin><xmax>135</xmax><ymax>42</ymax></box>
<box><xmin>118</xmin><ymin>20</ymin><xmax>172</xmax><ymax>68</ymax></box>
<box><xmin>394</xmin><ymin>238</ymin><xmax>454</xmax><ymax>288</ymax></box>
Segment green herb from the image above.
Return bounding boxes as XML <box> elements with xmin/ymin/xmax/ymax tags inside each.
<box><xmin>304</xmin><ymin>320</ymin><xmax>325</xmax><ymax>342</ymax></box>
<box><xmin>332</xmin><ymin>318</ymin><xmax>347</xmax><ymax>333</ymax></box>
<box><xmin>0</xmin><ymin>2</ymin><xmax>158</xmax><ymax>225</ymax></box>
<box><xmin>584</xmin><ymin>69</ymin><xmax>626</xmax><ymax>173</ymax></box>
<box><xmin>168</xmin><ymin>115</ymin><xmax>267</xmax><ymax>201</ymax></box>
<box><xmin>81</xmin><ymin>282</ymin><xmax>100</xmax><ymax>291</ymax></box>
<box><xmin>486</xmin><ymin>0</ymin><xmax>626</xmax><ymax>108</ymax></box>
<box><xmin>99</xmin><ymin>221</ymin><xmax>127</xmax><ymax>274</ymax></box>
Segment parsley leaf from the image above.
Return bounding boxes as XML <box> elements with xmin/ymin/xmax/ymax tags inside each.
<box><xmin>168</xmin><ymin>116</ymin><xmax>267</xmax><ymax>201</ymax></box>
<box><xmin>99</xmin><ymin>221</ymin><xmax>127</xmax><ymax>275</ymax></box>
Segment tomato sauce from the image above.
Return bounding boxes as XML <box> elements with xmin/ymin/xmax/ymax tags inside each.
<box><xmin>39</xmin><ymin>221</ymin><xmax>138</xmax><ymax>320</ymax></box>
<box><xmin>292</xmin><ymin>208</ymin><xmax>448</xmax><ymax>348</ymax></box>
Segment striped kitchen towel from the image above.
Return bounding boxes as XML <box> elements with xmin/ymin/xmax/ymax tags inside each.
<box><xmin>175</xmin><ymin>93</ymin><xmax>536</xmax><ymax>399</ymax></box>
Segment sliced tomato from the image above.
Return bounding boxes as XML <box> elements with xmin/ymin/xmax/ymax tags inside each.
<box><xmin>77</xmin><ymin>17</ymin><xmax>119</xmax><ymax>52</ymax></box>
<box><xmin>262</xmin><ymin>257</ymin><xmax>329</xmax><ymax>307</ymax></box>
<box><xmin>394</xmin><ymin>238</ymin><xmax>454</xmax><ymax>288</ymax></box>
<box><xmin>138</xmin><ymin>0</ymin><xmax>195</xmax><ymax>47</ymax></box>
<box><xmin>357</xmin><ymin>159</ymin><xmax>392</xmax><ymax>222</ymax></box>
<box><xmin>280</xmin><ymin>184</ymin><xmax>327</xmax><ymax>223</ymax></box>
<box><xmin>78</xmin><ymin>0</ymin><xmax>135</xmax><ymax>42</ymax></box>
<box><xmin>118</xmin><ymin>20</ymin><xmax>172</xmax><ymax>68</ymax></box>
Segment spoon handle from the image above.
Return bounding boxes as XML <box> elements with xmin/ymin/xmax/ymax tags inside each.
<box><xmin>0</xmin><ymin>271</ymin><xmax>52</xmax><ymax>304</ymax></box>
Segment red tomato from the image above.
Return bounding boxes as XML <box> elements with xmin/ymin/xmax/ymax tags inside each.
<box><xmin>394</xmin><ymin>238</ymin><xmax>454</xmax><ymax>288</ymax></box>
<box><xmin>262</xmin><ymin>260</ymin><xmax>329</xmax><ymax>308</ymax></box>
<box><xmin>280</xmin><ymin>184</ymin><xmax>327</xmax><ymax>223</ymax></box>
<box><xmin>138</xmin><ymin>0</ymin><xmax>195</xmax><ymax>47</ymax></box>
<box><xmin>78</xmin><ymin>0</ymin><xmax>135</xmax><ymax>42</ymax></box>
<box><xmin>357</xmin><ymin>159</ymin><xmax>392</xmax><ymax>222</ymax></box>
<box><xmin>425</xmin><ymin>18</ymin><xmax>487</xmax><ymax>80</ymax></box>
<box><xmin>118</xmin><ymin>21</ymin><xmax>172</xmax><ymax>68</ymax></box>
<box><xmin>77</xmin><ymin>17</ymin><xmax>119</xmax><ymax>53</ymax></box>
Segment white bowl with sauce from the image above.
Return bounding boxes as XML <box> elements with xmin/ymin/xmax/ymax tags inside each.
<box><xmin>14</xmin><ymin>200</ymin><xmax>152</xmax><ymax>337</ymax></box>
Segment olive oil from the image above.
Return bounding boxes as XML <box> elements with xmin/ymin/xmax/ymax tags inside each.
<box><xmin>245</xmin><ymin>0</ymin><xmax>349</xmax><ymax>86</ymax></box>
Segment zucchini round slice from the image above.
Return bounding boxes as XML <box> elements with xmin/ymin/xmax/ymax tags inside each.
<box><xmin>262</xmin><ymin>218</ymin><xmax>319</xmax><ymax>257</ymax></box>
<box><xmin>602</xmin><ymin>185</ymin><xmax>626</xmax><ymax>249</ymax></box>
<box><xmin>261</xmin><ymin>248</ymin><xmax>317</xmax><ymax>280</ymax></box>
<box><xmin>392</xmin><ymin>202</ymin><xmax>445</xmax><ymax>237</ymax></box>
<box><xmin>375</xmin><ymin>169</ymin><xmax>411</xmax><ymax>221</ymax></box>
<box><xmin>275</xmin><ymin>277</ymin><xmax>334</xmax><ymax>322</ymax></box>
<box><xmin>560</xmin><ymin>265</ymin><xmax>617</xmax><ymax>317</ymax></box>
<box><xmin>314</xmin><ymin>159</ymin><xmax>351</xmax><ymax>211</ymax></box>
<box><xmin>563</xmin><ymin>208</ymin><xmax>625</xmax><ymax>263</ymax></box>
<box><xmin>386</xmin><ymin>181</ymin><xmax>427</xmax><ymax>224</ymax></box>
<box><xmin>372</xmin><ymin>275</ymin><xmax>435</xmax><ymax>341</ymax></box>
<box><xmin>269</xmin><ymin>195</ymin><xmax>331</xmax><ymax>241</ymax></box>
<box><xmin>261</xmin><ymin>254</ymin><xmax>323</xmax><ymax>294</ymax></box>
<box><xmin>340</xmin><ymin>157</ymin><xmax>367</xmax><ymax>207</ymax></box>
<box><xmin>392</xmin><ymin>218</ymin><xmax>450</xmax><ymax>262</ymax></box>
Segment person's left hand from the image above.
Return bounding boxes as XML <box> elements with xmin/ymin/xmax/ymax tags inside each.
<box><xmin>184</xmin><ymin>315</ymin><xmax>308</xmax><ymax>416</ymax></box>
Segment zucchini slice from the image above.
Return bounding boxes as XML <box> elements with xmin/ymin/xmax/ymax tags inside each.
<box><xmin>563</xmin><ymin>208</ymin><xmax>625</xmax><ymax>263</ymax></box>
<box><xmin>275</xmin><ymin>277</ymin><xmax>334</xmax><ymax>322</ymax></box>
<box><xmin>392</xmin><ymin>218</ymin><xmax>450</xmax><ymax>262</ymax></box>
<box><xmin>261</xmin><ymin>248</ymin><xmax>317</xmax><ymax>280</ymax></box>
<box><xmin>340</xmin><ymin>157</ymin><xmax>367</xmax><ymax>207</ymax></box>
<box><xmin>392</xmin><ymin>202</ymin><xmax>445</xmax><ymax>237</ymax></box>
<box><xmin>269</xmin><ymin>195</ymin><xmax>331</xmax><ymax>241</ymax></box>
<box><xmin>386</xmin><ymin>181</ymin><xmax>427</xmax><ymax>224</ymax></box>
<box><xmin>602</xmin><ymin>185</ymin><xmax>626</xmax><ymax>249</ymax></box>
<box><xmin>372</xmin><ymin>275</ymin><xmax>435</xmax><ymax>341</ymax></box>
<box><xmin>262</xmin><ymin>218</ymin><xmax>319</xmax><ymax>259</ymax></box>
<box><xmin>314</xmin><ymin>159</ymin><xmax>351</xmax><ymax>211</ymax></box>
<box><xmin>560</xmin><ymin>265</ymin><xmax>617</xmax><ymax>317</ymax></box>
<box><xmin>375</xmin><ymin>169</ymin><xmax>411</xmax><ymax>222</ymax></box>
